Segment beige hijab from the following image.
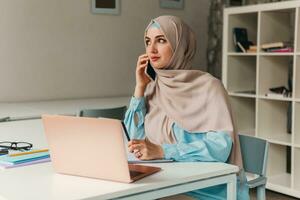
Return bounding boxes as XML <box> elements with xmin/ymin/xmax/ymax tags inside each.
<box><xmin>143</xmin><ymin>15</ymin><xmax>243</xmax><ymax>168</ymax></box>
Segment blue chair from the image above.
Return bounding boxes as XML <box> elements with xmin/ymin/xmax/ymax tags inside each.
<box><xmin>239</xmin><ymin>134</ymin><xmax>269</xmax><ymax>200</ymax></box>
<box><xmin>77</xmin><ymin>106</ymin><xmax>127</xmax><ymax>120</ymax></box>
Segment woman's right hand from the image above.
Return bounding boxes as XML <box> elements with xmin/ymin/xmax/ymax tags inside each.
<box><xmin>134</xmin><ymin>54</ymin><xmax>151</xmax><ymax>97</ymax></box>
<box><xmin>136</xmin><ymin>54</ymin><xmax>151</xmax><ymax>88</ymax></box>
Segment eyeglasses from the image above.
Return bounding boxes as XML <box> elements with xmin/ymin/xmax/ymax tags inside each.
<box><xmin>0</xmin><ymin>141</ymin><xmax>33</xmax><ymax>151</ymax></box>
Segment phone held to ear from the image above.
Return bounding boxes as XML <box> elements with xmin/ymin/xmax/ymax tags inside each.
<box><xmin>145</xmin><ymin>62</ymin><xmax>156</xmax><ymax>81</ymax></box>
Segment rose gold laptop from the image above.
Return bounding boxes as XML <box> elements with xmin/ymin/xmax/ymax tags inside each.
<box><xmin>42</xmin><ymin>114</ymin><xmax>161</xmax><ymax>183</ymax></box>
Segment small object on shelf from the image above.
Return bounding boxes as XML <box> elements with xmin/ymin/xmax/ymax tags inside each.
<box><xmin>269</xmin><ymin>86</ymin><xmax>289</xmax><ymax>94</ymax></box>
<box><xmin>265</xmin><ymin>86</ymin><xmax>292</xmax><ymax>98</ymax></box>
<box><xmin>249</xmin><ymin>45</ymin><xmax>257</xmax><ymax>50</ymax></box>
<box><xmin>237</xmin><ymin>42</ymin><xmax>246</xmax><ymax>53</ymax></box>
<box><xmin>265</xmin><ymin>92</ymin><xmax>288</xmax><ymax>98</ymax></box>
<box><xmin>246</xmin><ymin>45</ymin><xmax>257</xmax><ymax>53</ymax></box>
<box><xmin>233</xmin><ymin>27</ymin><xmax>253</xmax><ymax>52</ymax></box>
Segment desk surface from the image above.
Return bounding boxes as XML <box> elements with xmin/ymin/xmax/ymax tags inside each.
<box><xmin>0</xmin><ymin>96</ymin><xmax>130</xmax><ymax>119</ymax></box>
<box><xmin>0</xmin><ymin>162</ymin><xmax>238</xmax><ymax>200</ymax></box>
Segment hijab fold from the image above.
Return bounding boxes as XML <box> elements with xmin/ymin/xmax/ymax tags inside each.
<box><xmin>143</xmin><ymin>16</ymin><xmax>243</xmax><ymax>168</ymax></box>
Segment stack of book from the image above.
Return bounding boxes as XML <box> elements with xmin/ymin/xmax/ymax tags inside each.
<box><xmin>261</xmin><ymin>42</ymin><xmax>294</xmax><ymax>52</ymax></box>
<box><xmin>0</xmin><ymin>149</ymin><xmax>50</xmax><ymax>169</ymax></box>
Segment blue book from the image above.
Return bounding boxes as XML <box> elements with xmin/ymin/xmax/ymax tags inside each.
<box><xmin>0</xmin><ymin>152</ymin><xmax>50</xmax><ymax>165</ymax></box>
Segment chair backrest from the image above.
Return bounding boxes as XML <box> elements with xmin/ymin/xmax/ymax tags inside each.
<box><xmin>239</xmin><ymin>134</ymin><xmax>269</xmax><ymax>176</ymax></box>
<box><xmin>77</xmin><ymin>106</ymin><xmax>127</xmax><ymax>121</ymax></box>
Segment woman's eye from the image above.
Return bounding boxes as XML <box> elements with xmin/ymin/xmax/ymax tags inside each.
<box><xmin>158</xmin><ymin>38</ymin><xmax>166</xmax><ymax>43</ymax></box>
<box><xmin>145</xmin><ymin>40</ymin><xmax>150</xmax><ymax>46</ymax></box>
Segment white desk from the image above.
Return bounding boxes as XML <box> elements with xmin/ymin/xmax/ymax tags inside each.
<box><xmin>0</xmin><ymin>161</ymin><xmax>238</xmax><ymax>200</ymax></box>
<box><xmin>0</xmin><ymin>113</ymin><xmax>239</xmax><ymax>200</ymax></box>
<box><xmin>0</xmin><ymin>96</ymin><xmax>130</xmax><ymax>120</ymax></box>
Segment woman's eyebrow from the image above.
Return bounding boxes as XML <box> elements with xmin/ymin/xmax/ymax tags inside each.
<box><xmin>145</xmin><ymin>35</ymin><xmax>165</xmax><ymax>40</ymax></box>
<box><xmin>155</xmin><ymin>35</ymin><xmax>165</xmax><ymax>38</ymax></box>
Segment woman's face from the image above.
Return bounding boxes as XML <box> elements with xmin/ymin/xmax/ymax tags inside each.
<box><xmin>145</xmin><ymin>27</ymin><xmax>173</xmax><ymax>69</ymax></box>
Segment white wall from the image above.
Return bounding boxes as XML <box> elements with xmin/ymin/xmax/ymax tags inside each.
<box><xmin>0</xmin><ymin>0</ymin><xmax>210</xmax><ymax>102</ymax></box>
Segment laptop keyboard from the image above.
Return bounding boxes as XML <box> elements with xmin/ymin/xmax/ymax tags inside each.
<box><xmin>130</xmin><ymin>170</ymin><xmax>145</xmax><ymax>178</ymax></box>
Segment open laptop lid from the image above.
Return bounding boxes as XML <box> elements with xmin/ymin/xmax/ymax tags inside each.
<box><xmin>42</xmin><ymin>115</ymin><xmax>132</xmax><ymax>183</ymax></box>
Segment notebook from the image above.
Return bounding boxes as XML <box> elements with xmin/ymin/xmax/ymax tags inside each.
<box><xmin>42</xmin><ymin>115</ymin><xmax>161</xmax><ymax>183</ymax></box>
<box><xmin>0</xmin><ymin>158</ymin><xmax>50</xmax><ymax>169</ymax></box>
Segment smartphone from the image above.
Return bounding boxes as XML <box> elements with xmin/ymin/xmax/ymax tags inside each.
<box><xmin>145</xmin><ymin>62</ymin><xmax>156</xmax><ymax>81</ymax></box>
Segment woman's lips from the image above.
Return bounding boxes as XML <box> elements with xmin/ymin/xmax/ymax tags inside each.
<box><xmin>151</xmin><ymin>57</ymin><xmax>160</xmax><ymax>62</ymax></box>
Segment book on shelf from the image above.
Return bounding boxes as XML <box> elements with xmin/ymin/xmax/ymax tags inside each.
<box><xmin>264</xmin><ymin>47</ymin><xmax>293</xmax><ymax>53</ymax></box>
<box><xmin>261</xmin><ymin>42</ymin><xmax>285</xmax><ymax>49</ymax></box>
<box><xmin>261</xmin><ymin>41</ymin><xmax>293</xmax><ymax>52</ymax></box>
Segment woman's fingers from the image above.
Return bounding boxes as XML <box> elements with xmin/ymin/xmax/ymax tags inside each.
<box><xmin>129</xmin><ymin>139</ymin><xmax>143</xmax><ymax>144</ymax></box>
<box><xmin>137</xmin><ymin>54</ymin><xmax>149</xmax><ymax>67</ymax></box>
<box><xmin>128</xmin><ymin>144</ymin><xmax>142</xmax><ymax>152</ymax></box>
<box><xmin>135</xmin><ymin>151</ymin><xmax>143</xmax><ymax>158</ymax></box>
<box><xmin>135</xmin><ymin>53</ymin><xmax>151</xmax><ymax>88</ymax></box>
<box><xmin>128</xmin><ymin>142</ymin><xmax>144</xmax><ymax>153</ymax></box>
<box><xmin>138</xmin><ymin>54</ymin><xmax>148</xmax><ymax>59</ymax></box>
<box><xmin>137</xmin><ymin>59</ymin><xmax>149</xmax><ymax>70</ymax></box>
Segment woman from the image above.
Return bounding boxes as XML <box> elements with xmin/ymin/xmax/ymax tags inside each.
<box><xmin>124</xmin><ymin>15</ymin><xmax>249</xmax><ymax>200</ymax></box>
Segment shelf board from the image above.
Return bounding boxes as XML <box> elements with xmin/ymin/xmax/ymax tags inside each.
<box><xmin>267</xmin><ymin>173</ymin><xmax>292</xmax><ymax>194</ymax></box>
<box><xmin>228</xmin><ymin>92</ymin><xmax>256</xmax><ymax>98</ymax></box>
<box><xmin>258</xmin><ymin>95</ymin><xmax>293</xmax><ymax>101</ymax></box>
<box><xmin>259</xmin><ymin>52</ymin><xmax>294</xmax><ymax>56</ymax></box>
<box><xmin>293</xmin><ymin>144</ymin><xmax>300</xmax><ymax>148</ymax></box>
<box><xmin>227</xmin><ymin>52</ymin><xmax>257</xmax><ymax>56</ymax></box>
<box><xmin>258</xmin><ymin>134</ymin><xmax>291</xmax><ymax>146</ymax></box>
<box><xmin>267</xmin><ymin>173</ymin><xmax>291</xmax><ymax>189</ymax></box>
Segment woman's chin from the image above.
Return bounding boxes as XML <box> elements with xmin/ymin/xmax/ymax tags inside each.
<box><xmin>152</xmin><ymin>63</ymin><xmax>166</xmax><ymax>69</ymax></box>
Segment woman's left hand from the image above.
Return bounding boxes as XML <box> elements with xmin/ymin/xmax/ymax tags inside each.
<box><xmin>128</xmin><ymin>138</ymin><xmax>164</xmax><ymax>160</ymax></box>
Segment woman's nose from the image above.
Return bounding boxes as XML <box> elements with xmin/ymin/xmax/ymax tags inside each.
<box><xmin>148</xmin><ymin>43</ymin><xmax>158</xmax><ymax>53</ymax></box>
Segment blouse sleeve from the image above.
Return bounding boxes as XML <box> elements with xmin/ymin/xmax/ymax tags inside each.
<box><xmin>162</xmin><ymin>124</ymin><xmax>233</xmax><ymax>162</ymax></box>
<box><xmin>123</xmin><ymin>96</ymin><xmax>146</xmax><ymax>139</ymax></box>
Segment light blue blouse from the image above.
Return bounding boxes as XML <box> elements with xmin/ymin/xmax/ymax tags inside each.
<box><xmin>124</xmin><ymin>97</ymin><xmax>249</xmax><ymax>200</ymax></box>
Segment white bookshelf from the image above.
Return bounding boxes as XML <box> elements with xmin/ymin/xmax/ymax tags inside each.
<box><xmin>223</xmin><ymin>1</ymin><xmax>300</xmax><ymax>198</ymax></box>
